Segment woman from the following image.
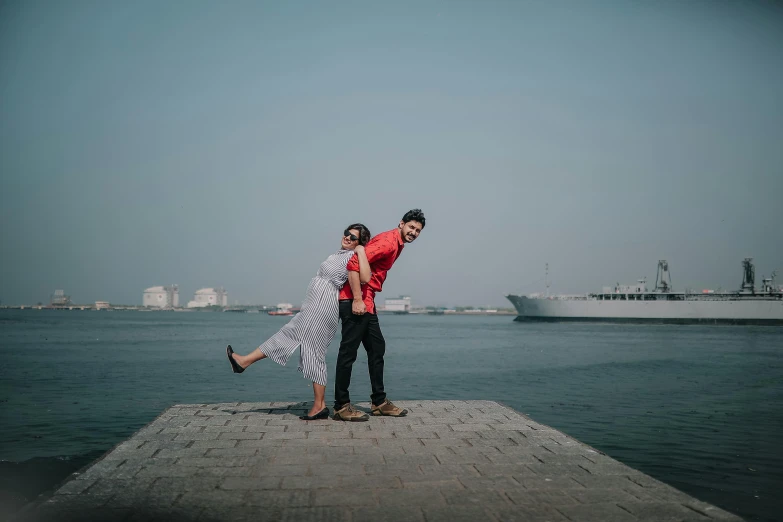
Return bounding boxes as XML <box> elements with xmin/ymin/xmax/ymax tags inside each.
<box><xmin>226</xmin><ymin>224</ymin><xmax>371</xmax><ymax>420</ymax></box>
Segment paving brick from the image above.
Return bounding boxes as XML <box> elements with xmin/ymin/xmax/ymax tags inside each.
<box><xmin>383</xmin><ymin>454</ymin><xmax>439</xmax><ymax>467</ymax></box>
<box><xmin>365</xmin><ymin>463</ymin><xmax>423</xmax><ymax>476</ymax></box>
<box><xmin>351</xmin><ymin>506</ymin><xmax>425</xmax><ymax>522</ymax></box>
<box><xmin>376</xmin><ymin>487</ymin><xmax>447</xmax><ymax>507</ymax></box>
<box><xmin>447</xmin><ymin>446</ymin><xmax>504</xmax><ymax>458</ymax></box>
<box><xmin>242</xmin><ymin>424</ymin><xmax>289</xmax><ymax>432</ymax></box>
<box><xmin>398</xmin><ymin>474</ymin><xmax>463</xmax><ymax>489</ymax></box>
<box><xmin>192</xmin><ymin>466</ymin><xmax>256</xmax><ymax>477</ymax></box>
<box><xmin>244</xmin><ymin>488</ymin><xmax>312</xmax><ymax>507</ymax></box>
<box><xmin>153</xmin><ymin>476</ymin><xmax>223</xmax><ymax>492</ymax></box>
<box><xmin>153</xmin><ymin>448</ymin><xmax>209</xmax><ymax>459</ymax></box>
<box><xmin>490</xmin><ymin>504</ymin><xmax>571</xmax><ymax>521</ymax></box>
<box><xmin>251</xmin><ymin>464</ymin><xmax>310</xmax><ymax>477</ymax></box>
<box><xmin>217</xmin><ymin>431</ymin><xmax>264</xmax><ymax>440</ymax></box>
<box><xmin>419</xmin><ymin>463</ymin><xmax>480</xmax><ymax>476</ymax></box>
<box><xmin>433</xmin><ymin>451</ymin><xmax>493</xmax><ymax>465</ymax></box>
<box><xmin>190</xmin><ymin>439</ymin><xmax>238</xmax><ymax>449</ymax></box>
<box><xmin>318</xmin><ymin>437</ymin><xmax>377</xmax><ymax>447</ymax></box>
<box><xmin>524</xmin><ymin>462</ymin><xmax>592</xmax><ymax>476</ymax></box>
<box><xmin>439</xmin><ymin>487</ymin><xmax>508</xmax><ymax>506</ymax></box>
<box><xmin>313</xmin><ymin>488</ymin><xmax>377</xmax><ymax>507</ymax></box>
<box><xmin>393</xmin><ymin>429</ymin><xmax>439</xmax><ymax>439</ymax></box>
<box><xmin>357</xmin><ymin>444</ymin><xmax>405</xmax><ymax>455</ymax></box>
<box><xmin>433</xmin><ymin>430</ymin><xmax>480</xmax><ymax>439</ymax></box>
<box><xmin>202</xmin><ymin>424</ymin><xmax>247</xmax><ymax>433</ymax></box>
<box><xmin>557</xmin><ymin>502</ymin><xmax>639</xmax><ymax>522</ymax></box>
<box><xmin>420</xmin><ymin>438</ymin><xmax>474</xmax><ymax>448</ymax></box>
<box><xmin>421</xmin><ymin>505</ymin><xmax>494</xmax><ymax>522</ymax></box>
<box><xmin>322</xmin><ymin>452</ymin><xmax>384</xmax><ymax>465</ymax></box>
<box><xmin>235</xmin><ymin>439</ymin><xmax>279</xmax><ymax>449</ymax></box>
<box><xmin>134</xmin><ymin>466</ymin><xmax>197</xmax><ymax>478</ymax></box>
<box><xmin>220</xmin><ymin>476</ymin><xmax>282</xmax><ymax>490</ymax></box>
<box><xmin>459</xmin><ymin>474</ymin><xmax>522</xmax><ymax>491</ymax></box>
<box><xmin>339</xmin><ymin>474</ymin><xmax>402</xmax><ymax>489</ymax></box>
<box><xmin>187</xmin><ymin>417</ymin><xmax>231</xmax><ymax>427</ymax></box>
<box><xmin>488</xmin><ymin>447</ymin><xmax>548</xmax><ymax>461</ymax></box>
<box><xmin>204</xmin><ymin>447</ymin><xmax>259</xmax><ymax>457</ymax></box>
<box><xmin>272</xmin><ymin>453</ymin><xmax>327</xmax><ymax>465</ymax></box>
<box><xmin>516</xmin><ymin>476</ymin><xmax>585</xmax><ymax>490</ymax></box>
<box><xmin>449</xmin><ymin>423</ymin><xmax>494</xmax><ymax>431</ymax></box>
<box><xmin>309</xmin><ymin>463</ymin><xmax>363</xmax><ymax>476</ymax></box>
<box><xmin>476</xmin><ymin>459</ymin><xmax>542</xmax><ymax>474</ymax></box>
<box><xmin>198</xmin><ymin>506</ymin><xmax>281</xmax><ymax>522</ymax></box>
<box><xmin>281</xmin><ymin>476</ymin><xmax>340</xmax><ymax>490</ymax></box>
<box><xmin>305</xmin><ymin>445</ymin><xmax>355</xmax><ymax>456</ymax></box>
<box><xmin>174</xmin><ymin>432</ymin><xmax>221</xmax><ymax>441</ymax></box>
<box><xmin>464</xmin><ymin>436</ymin><xmax>520</xmax><ymax>447</ymax></box>
<box><xmin>567</xmin><ymin>487</ymin><xmax>641</xmax><ymax>504</ymax></box>
<box><xmin>280</xmin><ymin>506</ymin><xmax>351</xmax><ymax>522</ymax></box>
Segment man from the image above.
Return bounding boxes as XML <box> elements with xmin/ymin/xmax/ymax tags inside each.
<box><xmin>332</xmin><ymin>209</ymin><xmax>426</xmax><ymax>421</ymax></box>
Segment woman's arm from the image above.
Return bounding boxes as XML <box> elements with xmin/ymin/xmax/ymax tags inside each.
<box><xmin>355</xmin><ymin>245</ymin><xmax>371</xmax><ymax>284</ymax></box>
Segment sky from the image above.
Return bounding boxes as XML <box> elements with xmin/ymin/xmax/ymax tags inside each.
<box><xmin>1</xmin><ymin>0</ymin><xmax>782</xmax><ymax>308</ymax></box>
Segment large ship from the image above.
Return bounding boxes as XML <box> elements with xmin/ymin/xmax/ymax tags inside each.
<box><xmin>506</xmin><ymin>258</ymin><xmax>783</xmax><ymax>325</ymax></box>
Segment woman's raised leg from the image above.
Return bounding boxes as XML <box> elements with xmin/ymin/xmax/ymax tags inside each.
<box><xmin>232</xmin><ymin>347</ymin><xmax>267</xmax><ymax>370</ymax></box>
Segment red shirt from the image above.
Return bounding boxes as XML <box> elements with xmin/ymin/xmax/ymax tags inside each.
<box><xmin>338</xmin><ymin>229</ymin><xmax>405</xmax><ymax>314</ymax></box>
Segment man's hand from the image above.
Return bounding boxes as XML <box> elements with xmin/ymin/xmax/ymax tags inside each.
<box><xmin>352</xmin><ymin>298</ymin><xmax>367</xmax><ymax>315</ymax></box>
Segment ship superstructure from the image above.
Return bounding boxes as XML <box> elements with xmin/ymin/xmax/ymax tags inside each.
<box><xmin>506</xmin><ymin>258</ymin><xmax>783</xmax><ymax>325</ymax></box>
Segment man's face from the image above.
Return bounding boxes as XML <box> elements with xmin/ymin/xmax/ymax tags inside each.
<box><xmin>399</xmin><ymin>220</ymin><xmax>423</xmax><ymax>243</ymax></box>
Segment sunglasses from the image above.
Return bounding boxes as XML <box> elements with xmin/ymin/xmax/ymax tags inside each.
<box><xmin>343</xmin><ymin>230</ymin><xmax>359</xmax><ymax>242</ymax></box>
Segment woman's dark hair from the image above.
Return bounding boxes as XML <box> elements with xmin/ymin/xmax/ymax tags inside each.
<box><xmin>344</xmin><ymin>223</ymin><xmax>371</xmax><ymax>246</ymax></box>
<box><xmin>401</xmin><ymin>208</ymin><xmax>426</xmax><ymax>228</ymax></box>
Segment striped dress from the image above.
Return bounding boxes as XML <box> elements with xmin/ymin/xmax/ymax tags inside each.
<box><xmin>259</xmin><ymin>249</ymin><xmax>356</xmax><ymax>386</ymax></box>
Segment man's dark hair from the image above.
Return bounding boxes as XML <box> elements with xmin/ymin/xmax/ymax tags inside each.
<box><xmin>401</xmin><ymin>209</ymin><xmax>425</xmax><ymax>228</ymax></box>
<box><xmin>344</xmin><ymin>223</ymin><xmax>372</xmax><ymax>245</ymax></box>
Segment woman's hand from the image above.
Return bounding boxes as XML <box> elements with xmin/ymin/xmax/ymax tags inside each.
<box><xmin>352</xmin><ymin>298</ymin><xmax>367</xmax><ymax>315</ymax></box>
<box><xmin>355</xmin><ymin>245</ymin><xmax>365</xmax><ymax>253</ymax></box>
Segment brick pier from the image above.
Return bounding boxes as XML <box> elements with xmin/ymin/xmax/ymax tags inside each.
<box><xmin>15</xmin><ymin>401</ymin><xmax>742</xmax><ymax>521</ymax></box>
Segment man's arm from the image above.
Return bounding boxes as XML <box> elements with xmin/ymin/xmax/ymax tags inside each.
<box><xmin>348</xmin><ymin>271</ymin><xmax>366</xmax><ymax>315</ymax></box>
<box><xmin>355</xmin><ymin>246</ymin><xmax>371</xmax><ymax>284</ymax></box>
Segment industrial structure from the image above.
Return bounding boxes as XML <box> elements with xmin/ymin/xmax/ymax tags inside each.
<box><xmin>143</xmin><ymin>285</ymin><xmax>179</xmax><ymax>309</ymax></box>
<box><xmin>384</xmin><ymin>296</ymin><xmax>412</xmax><ymax>314</ymax></box>
<box><xmin>187</xmin><ymin>287</ymin><xmax>228</xmax><ymax>308</ymax></box>
<box><xmin>50</xmin><ymin>289</ymin><xmax>71</xmax><ymax>307</ymax></box>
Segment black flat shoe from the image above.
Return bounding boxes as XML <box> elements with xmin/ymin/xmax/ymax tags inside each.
<box><xmin>226</xmin><ymin>345</ymin><xmax>244</xmax><ymax>374</ymax></box>
<box><xmin>299</xmin><ymin>407</ymin><xmax>329</xmax><ymax>420</ymax></box>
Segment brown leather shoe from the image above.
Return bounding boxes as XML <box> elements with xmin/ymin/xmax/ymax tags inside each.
<box><xmin>332</xmin><ymin>403</ymin><xmax>369</xmax><ymax>422</ymax></box>
<box><xmin>371</xmin><ymin>400</ymin><xmax>408</xmax><ymax>417</ymax></box>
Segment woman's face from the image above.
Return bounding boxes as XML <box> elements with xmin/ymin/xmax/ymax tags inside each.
<box><xmin>341</xmin><ymin>228</ymin><xmax>360</xmax><ymax>250</ymax></box>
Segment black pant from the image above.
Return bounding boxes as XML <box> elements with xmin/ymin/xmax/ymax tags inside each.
<box><xmin>333</xmin><ymin>300</ymin><xmax>386</xmax><ymax>409</ymax></box>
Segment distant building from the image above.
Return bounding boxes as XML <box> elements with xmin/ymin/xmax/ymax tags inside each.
<box><xmin>51</xmin><ymin>289</ymin><xmax>71</xmax><ymax>306</ymax></box>
<box><xmin>187</xmin><ymin>287</ymin><xmax>228</xmax><ymax>308</ymax></box>
<box><xmin>384</xmin><ymin>296</ymin><xmax>411</xmax><ymax>313</ymax></box>
<box><xmin>95</xmin><ymin>301</ymin><xmax>111</xmax><ymax>310</ymax></box>
<box><xmin>143</xmin><ymin>285</ymin><xmax>179</xmax><ymax>309</ymax></box>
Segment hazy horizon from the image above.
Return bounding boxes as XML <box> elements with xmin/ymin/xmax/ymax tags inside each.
<box><xmin>2</xmin><ymin>1</ymin><xmax>782</xmax><ymax>308</ymax></box>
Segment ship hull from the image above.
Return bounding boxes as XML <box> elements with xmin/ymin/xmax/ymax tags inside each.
<box><xmin>506</xmin><ymin>295</ymin><xmax>783</xmax><ymax>325</ymax></box>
